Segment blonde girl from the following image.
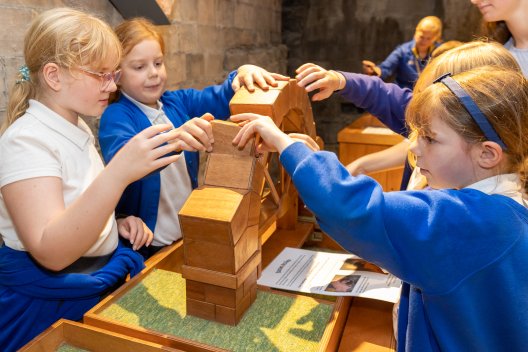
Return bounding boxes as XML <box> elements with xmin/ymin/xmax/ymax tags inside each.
<box><xmin>0</xmin><ymin>8</ymin><xmax>194</xmax><ymax>351</ymax></box>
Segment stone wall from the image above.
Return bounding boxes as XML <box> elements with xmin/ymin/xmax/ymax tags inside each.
<box><xmin>283</xmin><ymin>0</ymin><xmax>483</xmax><ymax>152</ymax></box>
<box><xmin>0</xmin><ymin>0</ymin><xmax>286</xmax><ymax>131</ymax></box>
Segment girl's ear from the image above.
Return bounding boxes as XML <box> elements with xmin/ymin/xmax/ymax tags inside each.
<box><xmin>476</xmin><ymin>141</ymin><xmax>503</xmax><ymax>169</ymax></box>
<box><xmin>41</xmin><ymin>63</ymin><xmax>61</xmax><ymax>91</ymax></box>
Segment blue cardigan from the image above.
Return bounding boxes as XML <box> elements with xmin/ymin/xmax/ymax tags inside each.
<box><xmin>99</xmin><ymin>71</ymin><xmax>236</xmax><ymax>232</ymax></box>
<box><xmin>281</xmin><ymin>142</ymin><xmax>528</xmax><ymax>351</ymax></box>
<box><xmin>0</xmin><ymin>244</ymin><xmax>143</xmax><ymax>352</ymax></box>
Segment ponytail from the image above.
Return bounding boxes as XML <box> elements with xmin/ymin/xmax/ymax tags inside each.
<box><xmin>2</xmin><ymin>67</ymin><xmax>35</xmax><ymax>134</ymax></box>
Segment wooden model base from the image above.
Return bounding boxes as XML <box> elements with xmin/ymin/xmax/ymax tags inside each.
<box><xmin>19</xmin><ymin>319</ymin><xmax>180</xmax><ymax>352</ymax></box>
<box><xmin>83</xmin><ymin>238</ymin><xmax>349</xmax><ymax>352</ymax></box>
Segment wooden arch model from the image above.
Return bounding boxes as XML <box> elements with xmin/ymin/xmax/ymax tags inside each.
<box><xmin>178</xmin><ymin>79</ymin><xmax>321</xmax><ymax>325</ymax></box>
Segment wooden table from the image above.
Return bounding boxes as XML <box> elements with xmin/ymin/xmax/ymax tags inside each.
<box><xmin>338</xmin><ymin>114</ymin><xmax>404</xmax><ymax>191</ymax></box>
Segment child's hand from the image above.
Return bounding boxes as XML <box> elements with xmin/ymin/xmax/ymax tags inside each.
<box><xmin>233</xmin><ymin>64</ymin><xmax>289</xmax><ymax>92</ymax></box>
<box><xmin>288</xmin><ymin>133</ymin><xmax>320</xmax><ymax>152</ymax></box>
<box><xmin>361</xmin><ymin>60</ymin><xmax>381</xmax><ymax>76</ymax></box>
<box><xmin>295</xmin><ymin>63</ymin><xmax>344</xmax><ymax>101</ymax></box>
<box><xmin>345</xmin><ymin>159</ymin><xmax>367</xmax><ymax>176</ymax></box>
<box><xmin>231</xmin><ymin>113</ymin><xmax>294</xmax><ymax>154</ymax></box>
<box><xmin>170</xmin><ymin>113</ymin><xmax>215</xmax><ymax>152</ymax></box>
<box><xmin>108</xmin><ymin>124</ymin><xmax>185</xmax><ymax>186</ymax></box>
<box><xmin>117</xmin><ymin>216</ymin><xmax>153</xmax><ymax>250</ymax></box>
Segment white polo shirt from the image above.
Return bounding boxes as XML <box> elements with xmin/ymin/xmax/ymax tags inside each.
<box><xmin>121</xmin><ymin>92</ymin><xmax>192</xmax><ymax>246</ymax></box>
<box><xmin>0</xmin><ymin>99</ymin><xmax>117</xmax><ymax>256</ymax></box>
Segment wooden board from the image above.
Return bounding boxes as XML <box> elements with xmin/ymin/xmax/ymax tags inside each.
<box><xmin>19</xmin><ymin>319</ymin><xmax>181</xmax><ymax>352</ymax></box>
<box><xmin>83</xmin><ymin>235</ymin><xmax>349</xmax><ymax>352</ymax></box>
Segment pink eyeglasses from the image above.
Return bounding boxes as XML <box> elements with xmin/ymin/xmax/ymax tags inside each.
<box><xmin>78</xmin><ymin>67</ymin><xmax>122</xmax><ymax>91</ymax></box>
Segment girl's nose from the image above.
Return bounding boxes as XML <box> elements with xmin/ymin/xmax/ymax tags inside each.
<box><xmin>409</xmin><ymin>138</ymin><xmax>420</xmax><ymax>156</ymax></box>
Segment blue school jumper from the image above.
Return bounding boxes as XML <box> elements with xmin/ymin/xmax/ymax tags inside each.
<box><xmin>0</xmin><ymin>243</ymin><xmax>143</xmax><ymax>351</ymax></box>
<box><xmin>280</xmin><ymin>142</ymin><xmax>528</xmax><ymax>351</ymax></box>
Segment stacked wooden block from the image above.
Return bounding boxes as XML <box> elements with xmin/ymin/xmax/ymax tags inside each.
<box><xmin>179</xmin><ymin>120</ymin><xmax>264</xmax><ymax>325</ymax></box>
<box><xmin>179</xmin><ymin>79</ymin><xmax>316</xmax><ymax>325</ymax></box>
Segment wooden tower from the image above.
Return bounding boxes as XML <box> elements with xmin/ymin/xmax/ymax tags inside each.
<box><xmin>179</xmin><ymin>79</ymin><xmax>318</xmax><ymax>325</ymax></box>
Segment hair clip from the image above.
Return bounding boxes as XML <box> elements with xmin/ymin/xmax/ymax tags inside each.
<box><xmin>433</xmin><ymin>72</ymin><xmax>507</xmax><ymax>150</ymax></box>
<box><xmin>16</xmin><ymin>65</ymin><xmax>30</xmax><ymax>84</ymax></box>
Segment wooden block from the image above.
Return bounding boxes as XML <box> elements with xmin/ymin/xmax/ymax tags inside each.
<box><xmin>181</xmin><ymin>249</ymin><xmax>261</xmax><ymax>289</ymax></box>
<box><xmin>242</xmin><ymin>266</ymin><xmax>258</xmax><ymax>297</ymax></box>
<box><xmin>214</xmin><ymin>288</ymin><xmax>253</xmax><ymax>326</ymax></box>
<box><xmin>214</xmin><ymin>304</ymin><xmax>237</xmax><ymax>326</ymax></box>
<box><xmin>229</xmin><ymin>81</ymin><xmax>290</xmax><ymax>125</ymax></box>
<box><xmin>204</xmin><ymin>153</ymin><xmax>264</xmax><ymax>192</ymax></box>
<box><xmin>210</xmin><ymin>120</ymin><xmax>255</xmax><ymax>156</ymax></box>
<box><xmin>183</xmin><ymin>225</ymin><xmax>259</xmax><ymax>274</ymax></box>
<box><xmin>185</xmin><ymin>280</ymin><xmax>206</xmax><ymax>301</ymax></box>
<box><xmin>179</xmin><ymin>187</ymin><xmax>249</xmax><ymax>245</ymax></box>
<box><xmin>186</xmin><ymin>297</ymin><xmax>216</xmax><ymax>321</ymax></box>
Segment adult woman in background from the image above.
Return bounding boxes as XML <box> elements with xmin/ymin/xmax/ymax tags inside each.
<box><xmin>471</xmin><ymin>0</ymin><xmax>528</xmax><ymax>75</ymax></box>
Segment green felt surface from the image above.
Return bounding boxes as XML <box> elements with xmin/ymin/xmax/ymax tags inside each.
<box><xmin>99</xmin><ymin>269</ymin><xmax>334</xmax><ymax>351</ymax></box>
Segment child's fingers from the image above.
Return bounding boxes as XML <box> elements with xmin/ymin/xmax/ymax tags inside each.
<box><xmin>289</xmin><ymin>133</ymin><xmax>320</xmax><ymax>151</ymax></box>
<box><xmin>145</xmin><ymin>225</ymin><xmax>154</xmax><ymax>247</ymax></box>
<box><xmin>182</xmin><ymin>121</ymin><xmax>213</xmax><ymax>150</ymax></box>
<box><xmin>296</xmin><ymin>65</ymin><xmax>322</xmax><ymax>82</ymax></box>
<box><xmin>253</xmin><ymin>71</ymin><xmax>269</xmax><ymax>90</ymax></box>
<box><xmin>230</xmin><ymin>112</ymin><xmax>263</xmax><ymax>124</ymax></box>
<box><xmin>270</xmin><ymin>72</ymin><xmax>290</xmax><ymax>81</ymax></box>
<box><xmin>127</xmin><ymin>219</ymin><xmax>139</xmax><ymax>247</ymax></box>
<box><xmin>243</xmin><ymin>74</ymin><xmax>256</xmax><ymax>92</ymax></box>
<box><xmin>295</xmin><ymin>62</ymin><xmax>317</xmax><ymax>74</ymax></box>
<box><xmin>200</xmin><ymin>113</ymin><xmax>215</xmax><ymax>122</ymax></box>
<box><xmin>232</xmin><ymin>78</ymin><xmax>241</xmax><ymax>92</ymax></box>
<box><xmin>141</xmin><ymin>123</ymin><xmax>173</xmax><ymax>138</ymax></box>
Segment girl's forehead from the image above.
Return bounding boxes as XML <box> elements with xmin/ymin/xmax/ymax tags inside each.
<box><xmin>127</xmin><ymin>39</ymin><xmax>163</xmax><ymax>57</ymax></box>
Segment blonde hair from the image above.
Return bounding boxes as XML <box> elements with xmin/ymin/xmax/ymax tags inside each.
<box><xmin>3</xmin><ymin>8</ymin><xmax>121</xmax><ymax>133</ymax></box>
<box><xmin>430</xmin><ymin>40</ymin><xmax>464</xmax><ymax>59</ymax></box>
<box><xmin>114</xmin><ymin>17</ymin><xmax>165</xmax><ymax>56</ymax></box>
<box><xmin>416</xmin><ymin>16</ymin><xmax>443</xmax><ymax>39</ymax></box>
<box><xmin>407</xmin><ymin>66</ymin><xmax>528</xmax><ymax>189</ymax></box>
<box><xmin>414</xmin><ymin>41</ymin><xmax>521</xmax><ymax>93</ymax></box>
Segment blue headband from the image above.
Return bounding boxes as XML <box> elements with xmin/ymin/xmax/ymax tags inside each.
<box><xmin>434</xmin><ymin>72</ymin><xmax>507</xmax><ymax>150</ymax></box>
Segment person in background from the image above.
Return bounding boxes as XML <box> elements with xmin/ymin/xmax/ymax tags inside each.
<box><xmin>0</xmin><ymin>8</ymin><xmax>194</xmax><ymax>351</ymax></box>
<box><xmin>231</xmin><ymin>64</ymin><xmax>528</xmax><ymax>350</ymax></box>
<box><xmin>362</xmin><ymin>16</ymin><xmax>443</xmax><ymax>89</ymax></box>
<box><xmin>471</xmin><ymin>0</ymin><xmax>528</xmax><ymax>76</ymax></box>
<box><xmin>99</xmin><ymin>18</ymin><xmax>288</xmax><ymax>259</ymax></box>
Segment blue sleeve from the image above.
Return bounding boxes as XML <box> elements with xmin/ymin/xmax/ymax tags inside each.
<box><xmin>378</xmin><ymin>44</ymin><xmax>405</xmax><ymax>79</ymax></box>
<box><xmin>99</xmin><ymin>103</ymin><xmax>144</xmax><ymax>165</ymax></box>
<box><xmin>337</xmin><ymin>72</ymin><xmax>411</xmax><ymax>136</ymax></box>
<box><xmin>279</xmin><ymin>142</ymin><xmax>526</xmax><ymax>293</ymax></box>
<box><xmin>164</xmin><ymin>70</ymin><xmax>237</xmax><ymax>121</ymax></box>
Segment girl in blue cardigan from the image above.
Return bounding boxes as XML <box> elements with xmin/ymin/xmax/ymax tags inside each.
<box><xmin>99</xmin><ymin>18</ymin><xmax>287</xmax><ymax>258</ymax></box>
<box><xmin>231</xmin><ymin>65</ymin><xmax>528</xmax><ymax>351</ymax></box>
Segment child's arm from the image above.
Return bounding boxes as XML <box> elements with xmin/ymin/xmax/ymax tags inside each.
<box><xmin>1</xmin><ymin>125</ymin><xmax>180</xmax><ymax>271</ymax></box>
<box><xmin>346</xmin><ymin>139</ymin><xmax>409</xmax><ymax>175</ymax></box>
<box><xmin>295</xmin><ymin>64</ymin><xmax>411</xmax><ymax>136</ymax></box>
